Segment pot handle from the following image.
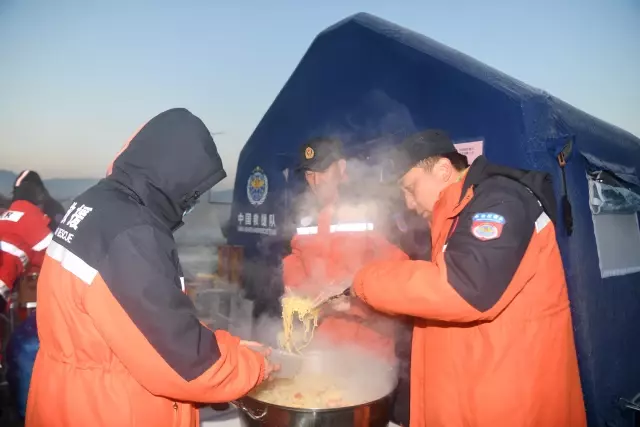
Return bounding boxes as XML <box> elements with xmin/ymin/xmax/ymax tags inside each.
<box><xmin>232</xmin><ymin>400</ymin><xmax>268</xmax><ymax>421</ymax></box>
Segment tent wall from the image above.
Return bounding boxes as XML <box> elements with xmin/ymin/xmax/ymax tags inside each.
<box><xmin>550</xmin><ymin>132</ymin><xmax>640</xmax><ymax>427</ymax></box>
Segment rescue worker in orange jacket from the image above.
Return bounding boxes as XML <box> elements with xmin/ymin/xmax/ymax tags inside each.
<box><xmin>352</xmin><ymin>130</ymin><xmax>586</xmax><ymax>427</ymax></box>
<box><xmin>282</xmin><ymin>137</ymin><xmax>408</xmax><ymax>360</ymax></box>
<box><xmin>26</xmin><ymin>109</ymin><xmax>274</xmax><ymax>427</ymax></box>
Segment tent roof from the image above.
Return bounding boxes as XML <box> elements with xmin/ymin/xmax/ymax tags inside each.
<box><xmin>320</xmin><ymin>13</ymin><xmax>544</xmax><ymax>100</ymax></box>
<box><xmin>237</xmin><ymin>12</ymin><xmax>639</xmax><ymax>172</ymax></box>
<box><xmin>319</xmin><ymin>13</ymin><xmax>638</xmax><ymax>145</ymax></box>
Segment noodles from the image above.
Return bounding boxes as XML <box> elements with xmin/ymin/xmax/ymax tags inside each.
<box><xmin>279</xmin><ymin>295</ymin><xmax>320</xmax><ymax>354</ymax></box>
<box><xmin>249</xmin><ymin>348</ymin><xmax>397</xmax><ymax>410</ymax></box>
<box><xmin>249</xmin><ymin>375</ymin><xmax>350</xmax><ymax>409</ymax></box>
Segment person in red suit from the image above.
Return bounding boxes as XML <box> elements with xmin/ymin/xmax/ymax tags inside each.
<box><xmin>0</xmin><ymin>173</ymin><xmax>53</xmax><ymax>305</ymax></box>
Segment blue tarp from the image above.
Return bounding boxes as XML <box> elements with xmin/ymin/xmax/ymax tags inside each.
<box><xmin>228</xmin><ymin>12</ymin><xmax>640</xmax><ymax>426</ymax></box>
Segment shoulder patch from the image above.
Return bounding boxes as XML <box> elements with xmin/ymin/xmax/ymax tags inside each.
<box><xmin>471</xmin><ymin>212</ymin><xmax>506</xmax><ymax>241</ymax></box>
<box><xmin>0</xmin><ymin>210</ymin><xmax>24</xmax><ymax>222</ymax></box>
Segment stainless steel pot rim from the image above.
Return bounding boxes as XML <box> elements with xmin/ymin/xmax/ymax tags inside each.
<box><xmin>239</xmin><ymin>391</ymin><xmax>393</xmax><ymax>413</ymax></box>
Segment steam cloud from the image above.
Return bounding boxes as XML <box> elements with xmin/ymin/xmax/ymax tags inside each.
<box><xmin>188</xmin><ymin>89</ymin><xmax>428</xmax><ymax>387</ymax></box>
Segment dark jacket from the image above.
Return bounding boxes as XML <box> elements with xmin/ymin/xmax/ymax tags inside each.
<box><xmin>26</xmin><ymin>108</ymin><xmax>266</xmax><ymax>427</ymax></box>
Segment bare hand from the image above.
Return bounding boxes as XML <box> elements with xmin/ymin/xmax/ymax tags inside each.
<box><xmin>240</xmin><ymin>341</ymin><xmax>280</xmax><ymax>380</ymax></box>
<box><xmin>263</xmin><ymin>358</ymin><xmax>279</xmax><ymax>380</ymax></box>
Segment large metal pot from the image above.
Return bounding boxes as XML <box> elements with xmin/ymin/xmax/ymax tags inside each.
<box><xmin>235</xmin><ymin>349</ymin><xmax>397</xmax><ymax>427</ymax></box>
<box><xmin>235</xmin><ymin>391</ymin><xmax>393</xmax><ymax>427</ymax></box>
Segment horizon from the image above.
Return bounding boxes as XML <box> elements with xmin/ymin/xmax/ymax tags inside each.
<box><xmin>0</xmin><ymin>169</ymin><xmax>238</xmax><ymax>191</ymax></box>
<box><xmin>1</xmin><ymin>1</ymin><xmax>638</xmax><ymax>182</ymax></box>
<box><xmin>0</xmin><ymin>170</ymin><xmax>234</xmax><ymax>201</ymax></box>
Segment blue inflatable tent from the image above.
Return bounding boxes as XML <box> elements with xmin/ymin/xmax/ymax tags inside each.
<box><xmin>228</xmin><ymin>12</ymin><xmax>640</xmax><ymax>426</ymax></box>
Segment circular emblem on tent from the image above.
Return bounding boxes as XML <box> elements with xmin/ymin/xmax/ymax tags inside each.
<box><xmin>304</xmin><ymin>146</ymin><xmax>315</xmax><ymax>160</ymax></box>
<box><xmin>247</xmin><ymin>167</ymin><xmax>269</xmax><ymax>206</ymax></box>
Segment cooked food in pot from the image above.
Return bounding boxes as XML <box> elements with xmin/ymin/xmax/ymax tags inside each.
<box><xmin>249</xmin><ymin>374</ymin><xmax>352</xmax><ymax>409</ymax></box>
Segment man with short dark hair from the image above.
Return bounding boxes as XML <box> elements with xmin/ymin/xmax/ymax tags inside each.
<box><xmin>352</xmin><ymin>130</ymin><xmax>586</xmax><ymax>427</ymax></box>
<box><xmin>283</xmin><ymin>137</ymin><xmax>408</xmax><ymax>360</ymax></box>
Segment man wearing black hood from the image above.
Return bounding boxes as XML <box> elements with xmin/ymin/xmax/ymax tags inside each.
<box><xmin>26</xmin><ymin>109</ymin><xmax>272</xmax><ymax>427</ymax></box>
<box><xmin>13</xmin><ymin>170</ymin><xmax>66</xmax><ymax>231</ymax></box>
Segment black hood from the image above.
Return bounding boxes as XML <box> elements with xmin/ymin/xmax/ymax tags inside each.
<box><xmin>13</xmin><ymin>170</ymin><xmax>49</xmax><ymax>205</ymax></box>
<box><xmin>107</xmin><ymin>108</ymin><xmax>227</xmax><ymax>230</ymax></box>
<box><xmin>461</xmin><ymin>156</ymin><xmax>558</xmax><ymax>225</ymax></box>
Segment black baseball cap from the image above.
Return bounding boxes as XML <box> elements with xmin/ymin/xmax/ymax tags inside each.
<box><xmin>296</xmin><ymin>137</ymin><xmax>345</xmax><ymax>172</ymax></box>
<box><xmin>385</xmin><ymin>129</ymin><xmax>457</xmax><ymax>181</ymax></box>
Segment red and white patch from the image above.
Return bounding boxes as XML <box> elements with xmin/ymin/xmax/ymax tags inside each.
<box><xmin>0</xmin><ymin>210</ymin><xmax>24</xmax><ymax>222</ymax></box>
<box><xmin>470</xmin><ymin>213</ymin><xmax>506</xmax><ymax>241</ymax></box>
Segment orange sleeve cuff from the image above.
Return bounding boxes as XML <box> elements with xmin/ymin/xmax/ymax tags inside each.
<box><xmin>256</xmin><ymin>359</ymin><xmax>266</xmax><ymax>384</ymax></box>
<box><xmin>353</xmin><ymin>270</ymin><xmax>368</xmax><ymax>305</ymax></box>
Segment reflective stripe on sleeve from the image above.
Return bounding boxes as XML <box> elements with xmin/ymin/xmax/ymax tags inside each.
<box><xmin>0</xmin><ymin>241</ymin><xmax>29</xmax><ymax>267</ymax></box>
<box><xmin>329</xmin><ymin>222</ymin><xmax>374</xmax><ymax>233</ymax></box>
<box><xmin>0</xmin><ymin>278</ymin><xmax>10</xmax><ymax>301</ymax></box>
<box><xmin>535</xmin><ymin>212</ymin><xmax>551</xmax><ymax>233</ymax></box>
<box><xmin>33</xmin><ymin>232</ymin><xmax>53</xmax><ymax>252</ymax></box>
<box><xmin>47</xmin><ymin>240</ymin><xmax>98</xmax><ymax>285</ymax></box>
<box><xmin>296</xmin><ymin>226</ymin><xmax>319</xmax><ymax>235</ymax></box>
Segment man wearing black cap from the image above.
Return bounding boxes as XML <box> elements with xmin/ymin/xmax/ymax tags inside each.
<box><xmin>282</xmin><ymin>137</ymin><xmax>407</xmax><ymax>361</ymax></box>
<box><xmin>294</xmin><ymin>137</ymin><xmax>348</xmax><ymax>208</ymax></box>
<box><xmin>350</xmin><ymin>130</ymin><xmax>586</xmax><ymax>427</ymax></box>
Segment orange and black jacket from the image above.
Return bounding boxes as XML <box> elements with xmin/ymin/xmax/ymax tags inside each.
<box><xmin>354</xmin><ymin>156</ymin><xmax>586</xmax><ymax>427</ymax></box>
<box><xmin>283</xmin><ymin>193</ymin><xmax>408</xmax><ymax>359</ymax></box>
<box><xmin>26</xmin><ymin>109</ymin><xmax>265</xmax><ymax>427</ymax></box>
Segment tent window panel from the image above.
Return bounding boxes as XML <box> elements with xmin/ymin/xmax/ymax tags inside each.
<box><xmin>587</xmin><ymin>170</ymin><xmax>640</xmax><ymax>215</ymax></box>
<box><xmin>591</xmin><ymin>212</ymin><xmax>640</xmax><ymax>278</ymax></box>
<box><xmin>583</xmin><ymin>156</ymin><xmax>640</xmax><ymax>278</ymax></box>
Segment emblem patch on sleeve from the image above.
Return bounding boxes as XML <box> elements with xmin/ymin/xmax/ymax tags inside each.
<box><xmin>471</xmin><ymin>213</ymin><xmax>506</xmax><ymax>241</ymax></box>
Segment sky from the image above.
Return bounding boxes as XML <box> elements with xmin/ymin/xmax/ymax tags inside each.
<box><xmin>0</xmin><ymin>0</ymin><xmax>639</xmax><ymax>189</ymax></box>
